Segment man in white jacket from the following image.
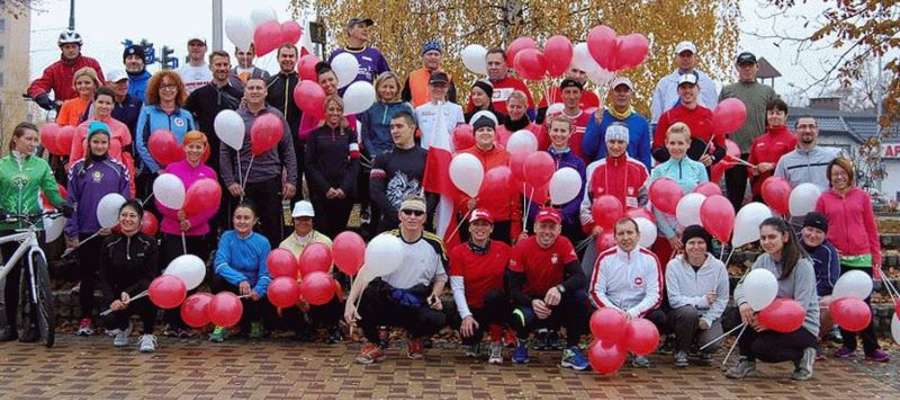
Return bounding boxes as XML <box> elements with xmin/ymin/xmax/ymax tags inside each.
<box><xmin>665</xmin><ymin>225</ymin><xmax>730</xmax><ymax>367</ymax></box>
<box><xmin>590</xmin><ymin>217</ymin><xmax>664</xmax><ymax>367</ymax></box>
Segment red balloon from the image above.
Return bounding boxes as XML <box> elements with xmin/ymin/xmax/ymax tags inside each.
<box><xmin>587</xmin><ymin>25</ymin><xmax>619</xmax><ymax>71</ymax></box>
<box><xmin>254</xmin><ymin>20</ymin><xmax>283</xmax><ymax>57</ymax></box>
<box><xmin>293</xmin><ymin>80</ymin><xmax>326</xmax><ymax>120</ymax></box>
<box><xmin>148</xmin><ymin>130</ymin><xmax>184</xmax><ymax>166</ymax></box>
<box><xmin>180</xmin><ymin>292</ymin><xmax>213</xmax><ymax>328</ymax></box>
<box><xmin>506</xmin><ymin>37</ymin><xmax>538</xmax><ymax>66</ymax></box>
<box><xmin>148</xmin><ymin>275</ymin><xmax>187</xmax><ymax>309</ymax></box>
<box><xmin>649</xmin><ymin>178</ymin><xmax>683</xmax><ymax>215</ymax></box>
<box><xmin>39</xmin><ymin>123</ymin><xmax>62</xmax><ymax>155</ymax></box>
<box><xmin>280</xmin><ymin>21</ymin><xmax>303</xmax><ymax>45</ymax></box>
<box><xmin>208</xmin><ymin>292</ymin><xmax>243</xmax><ymax>328</ymax></box>
<box><xmin>624</xmin><ymin>318</ymin><xmax>660</xmax><ymax>356</ymax></box>
<box><xmin>713</xmin><ymin>98</ymin><xmax>748</xmax><ymax>136</ymax></box>
<box><xmin>250</xmin><ymin>113</ymin><xmax>284</xmax><ymax>156</ymax></box>
<box><xmin>595</xmin><ymin>231</ymin><xmax>616</xmax><ymax>253</ymax></box>
<box><xmin>590</xmin><ymin>308</ymin><xmax>628</xmax><ymax>344</ymax></box>
<box><xmin>761</xmin><ymin>176</ymin><xmax>791</xmax><ymax>215</ymax></box>
<box><xmin>57</xmin><ymin>126</ymin><xmax>76</xmax><ymax>156</ymax></box>
<box><xmin>299</xmin><ymin>242</ymin><xmax>333</xmax><ymax>277</ymax></box>
<box><xmin>694</xmin><ymin>182</ymin><xmax>723</xmax><ymax>197</ymax></box>
<box><xmin>523</xmin><ymin>152</ymin><xmax>555</xmax><ymax>188</ymax></box>
<box><xmin>297</xmin><ymin>54</ymin><xmax>320</xmax><ymax>81</ymax></box>
<box><xmin>332</xmin><ymin>231</ymin><xmax>366</xmax><ymax>276</ymax></box>
<box><xmin>700</xmin><ymin>195</ymin><xmax>735</xmax><ymax>243</ymax></box>
<box><xmin>510</xmin><ymin>151</ymin><xmax>529</xmax><ymax>184</ymax></box>
<box><xmin>141</xmin><ymin>211</ymin><xmax>159</xmax><ymax>236</ymax></box>
<box><xmin>758</xmin><ymin>298</ymin><xmax>806</xmax><ymax>333</ymax></box>
<box><xmin>266</xmin><ymin>248</ymin><xmax>299</xmax><ymax>279</ymax></box>
<box><xmin>521</xmin><ymin>181</ymin><xmax>549</xmax><ymax>206</ymax></box>
<box><xmin>543</xmin><ymin>35</ymin><xmax>573</xmax><ymax>77</ymax></box>
<box><xmin>479</xmin><ymin>166</ymin><xmax>515</xmax><ymax>205</ymax></box>
<box><xmin>300</xmin><ymin>271</ymin><xmax>336</xmax><ymax>305</ymax></box>
<box><xmin>592</xmin><ymin>195</ymin><xmax>624</xmax><ymax>230</ymax></box>
<box><xmin>617</xmin><ymin>33</ymin><xmax>649</xmax><ymax>70</ymax></box>
<box><xmin>452</xmin><ymin>124</ymin><xmax>475</xmax><ymax>151</ymax></box>
<box><xmin>183</xmin><ymin>178</ymin><xmax>222</xmax><ymax>217</ymax></box>
<box><xmin>725</xmin><ymin>139</ymin><xmax>741</xmax><ymax>159</ymax></box>
<box><xmin>829</xmin><ymin>297</ymin><xmax>872</xmax><ymax>333</ymax></box>
<box><xmin>513</xmin><ymin>48</ymin><xmax>546</xmax><ymax>81</ymax></box>
<box><xmin>268</xmin><ymin>276</ymin><xmax>301</xmax><ymax>309</ymax></box>
<box><xmin>588</xmin><ymin>340</ymin><xmax>627</xmax><ymax>375</ymax></box>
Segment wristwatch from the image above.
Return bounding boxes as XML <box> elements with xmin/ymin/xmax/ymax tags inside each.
<box><xmin>556</xmin><ymin>284</ymin><xmax>566</xmax><ymax>294</ymax></box>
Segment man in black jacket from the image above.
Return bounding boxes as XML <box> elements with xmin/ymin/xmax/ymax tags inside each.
<box><xmin>266</xmin><ymin>44</ymin><xmax>303</xmax><ymax>195</ymax></box>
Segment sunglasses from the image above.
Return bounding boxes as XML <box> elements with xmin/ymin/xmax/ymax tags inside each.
<box><xmin>401</xmin><ymin>209</ymin><xmax>425</xmax><ymax>217</ymax></box>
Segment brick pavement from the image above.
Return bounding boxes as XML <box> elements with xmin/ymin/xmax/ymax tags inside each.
<box><xmin>0</xmin><ymin>336</ymin><xmax>897</xmax><ymax>400</ymax></box>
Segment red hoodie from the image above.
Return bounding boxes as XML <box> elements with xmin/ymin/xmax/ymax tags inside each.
<box><xmin>581</xmin><ymin>154</ymin><xmax>649</xmax><ymax>231</ymax></box>
<box><xmin>815</xmin><ymin>187</ymin><xmax>882</xmax><ymax>266</ymax></box>
<box><xmin>747</xmin><ymin>125</ymin><xmax>797</xmax><ymax>196</ymax></box>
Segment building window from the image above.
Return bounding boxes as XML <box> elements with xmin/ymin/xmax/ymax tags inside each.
<box><xmin>0</xmin><ymin>73</ymin><xmax>5</xmax><ymax>87</ymax></box>
<box><xmin>0</xmin><ymin>19</ymin><xmax>5</xmax><ymax>33</ymax></box>
<box><xmin>0</xmin><ymin>46</ymin><xmax>5</xmax><ymax>60</ymax></box>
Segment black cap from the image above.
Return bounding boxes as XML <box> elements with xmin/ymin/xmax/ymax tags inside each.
<box><xmin>123</xmin><ymin>45</ymin><xmax>146</xmax><ymax>63</ymax></box>
<box><xmin>429</xmin><ymin>71</ymin><xmax>449</xmax><ymax>84</ymax></box>
<box><xmin>471</xmin><ymin>113</ymin><xmax>497</xmax><ymax>131</ymax></box>
<box><xmin>560</xmin><ymin>79</ymin><xmax>584</xmax><ymax>91</ymax></box>
<box><xmin>736</xmin><ymin>52</ymin><xmax>757</xmax><ymax>65</ymax></box>
<box><xmin>347</xmin><ymin>18</ymin><xmax>374</xmax><ymax>30</ymax></box>
<box><xmin>682</xmin><ymin>225</ymin><xmax>713</xmax><ymax>251</ymax></box>
<box><xmin>802</xmin><ymin>212</ymin><xmax>828</xmax><ymax>233</ymax></box>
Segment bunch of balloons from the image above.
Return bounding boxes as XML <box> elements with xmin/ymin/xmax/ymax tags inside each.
<box><xmin>38</xmin><ymin>123</ymin><xmax>75</xmax><ymax>156</ymax></box>
<box><xmin>587</xmin><ymin>308</ymin><xmax>660</xmax><ymax>374</ymax></box>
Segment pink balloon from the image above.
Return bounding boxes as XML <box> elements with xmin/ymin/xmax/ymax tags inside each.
<box><xmin>506</xmin><ymin>37</ymin><xmax>538</xmax><ymax>66</ymax></box>
<box><xmin>268</xmin><ymin>276</ymin><xmax>301</xmax><ymax>309</ymax></box>
<box><xmin>57</xmin><ymin>126</ymin><xmax>76</xmax><ymax>156</ymax></box>
<box><xmin>294</xmin><ymin>80</ymin><xmax>326</xmax><ymax>119</ymax></box>
<box><xmin>759</xmin><ymin>298</ymin><xmax>806</xmax><ymax>333</ymax></box>
<box><xmin>713</xmin><ymin>98</ymin><xmax>748</xmax><ymax>136</ymax></box>
<box><xmin>725</xmin><ymin>139</ymin><xmax>741</xmax><ymax>159</ymax></box>
<box><xmin>649</xmin><ymin>178</ymin><xmax>683</xmax><ymax>215</ymax></box>
<box><xmin>590</xmin><ymin>308</ymin><xmax>628</xmax><ymax>344</ymax></box>
<box><xmin>332</xmin><ymin>231</ymin><xmax>365</xmax><ymax>276</ymax></box>
<box><xmin>298</xmin><ymin>242</ymin><xmax>333</xmax><ymax>277</ymax></box>
<box><xmin>589</xmin><ymin>340</ymin><xmax>627</xmax><ymax>375</ymax></box>
<box><xmin>830</xmin><ymin>297</ymin><xmax>872</xmax><ymax>333</ymax></box>
<box><xmin>700</xmin><ymin>195</ymin><xmax>735</xmax><ymax>243</ymax></box>
<box><xmin>183</xmin><ymin>178</ymin><xmax>221</xmax><ymax>217</ymax></box>
<box><xmin>694</xmin><ymin>182</ymin><xmax>723</xmax><ymax>197</ymax></box>
<box><xmin>595</xmin><ymin>231</ymin><xmax>615</xmax><ymax>253</ymax></box>
<box><xmin>208</xmin><ymin>292</ymin><xmax>243</xmax><ymax>328</ymax></box>
<box><xmin>543</xmin><ymin>35</ymin><xmax>573</xmax><ymax>77</ymax></box>
<box><xmin>452</xmin><ymin>124</ymin><xmax>475</xmax><ymax>151</ymax></box>
<box><xmin>297</xmin><ymin>54</ymin><xmax>320</xmax><ymax>81</ymax></box>
<box><xmin>267</xmin><ymin>248</ymin><xmax>299</xmax><ymax>279</ymax></box>
<box><xmin>523</xmin><ymin>152</ymin><xmax>555</xmax><ymax>188</ymax></box>
<box><xmin>626</xmin><ymin>207</ymin><xmax>655</xmax><ymax>223</ymax></box>
<box><xmin>280</xmin><ymin>21</ymin><xmax>303</xmax><ymax>45</ymax></box>
<box><xmin>513</xmin><ymin>48</ymin><xmax>546</xmax><ymax>81</ymax></box>
<box><xmin>148</xmin><ymin>275</ymin><xmax>187</xmax><ymax>310</ymax></box>
<box><xmin>761</xmin><ymin>176</ymin><xmax>791</xmax><ymax>215</ymax></box>
<box><xmin>148</xmin><ymin>129</ymin><xmax>184</xmax><ymax>166</ymax></box>
<box><xmin>180</xmin><ymin>293</ymin><xmax>213</xmax><ymax>328</ymax></box>
<box><xmin>617</xmin><ymin>33</ymin><xmax>649</xmax><ymax>70</ymax></box>
<box><xmin>624</xmin><ymin>318</ymin><xmax>660</xmax><ymax>356</ymax></box>
<box><xmin>300</xmin><ymin>271</ymin><xmax>336</xmax><ymax>306</ymax></box>
<box><xmin>587</xmin><ymin>25</ymin><xmax>619</xmax><ymax>71</ymax></box>
<box><xmin>250</xmin><ymin>113</ymin><xmax>284</xmax><ymax>156</ymax></box>
<box><xmin>39</xmin><ymin>123</ymin><xmax>62</xmax><ymax>156</ymax></box>
<box><xmin>253</xmin><ymin>20</ymin><xmax>283</xmax><ymax>57</ymax></box>
<box><xmin>592</xmin><ymin>195</ymin><xmax>624</xmax><ymax>230</ymax></box>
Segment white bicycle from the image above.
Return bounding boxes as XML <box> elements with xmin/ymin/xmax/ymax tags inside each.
<box><xmin>0</xmin><ymin>211</ymin><xmax>62</xmax><ymax>347</ymax></box>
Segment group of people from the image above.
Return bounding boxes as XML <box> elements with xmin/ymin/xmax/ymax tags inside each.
<box><xmin>0</xmin><ymin>18</ymin><xmax>888</xmax><ymax>378</ymax></box>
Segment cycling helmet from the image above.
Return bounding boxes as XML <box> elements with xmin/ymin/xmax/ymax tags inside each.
<box><xmin>58</xmin><ymin>30</ymin><xmax>83</xmax><ymax>46</ymax></box>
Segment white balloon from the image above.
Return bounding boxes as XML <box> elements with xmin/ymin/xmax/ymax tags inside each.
<box><xmin>332</xmin><ymin>52</ymin><xmax>360</xmax><ymax>89</ymax></box>
<box><xmin>832</xmin><ymin>269</ymin><xmax>874</xmax><ymax>300</ymax></box>
<box><xmin>892</xmin><ymin>314</ymin><xmax>900</xmax><ymax>344</ymax></box>
<box><xmin>587</xmin><ymin>67</ymin><xmax>615</xmax><ymax>87</ymax></box>
<box><xmin>342</xmin><ymin>81</ymin><xmax>377</xmax><ymax>115</ymax></box>
<box><xmin>549</xmin><ymin>167</ymin><xmax>582</xmax><ymax>205</ymax></box>
<box><xmin>571</xmin><ymin>42</ymin><xmax>601</xmax><ymax>73</ymax></box>
<box><xmin>676</xmin><ymin>193</ymin><xmax>706</xmax><ymax>227</ymax></box>
<box><xmin>214</xmin><ymin>110</ymin><xmax>245</xmax><ymax>151</ymax></box>
<box><xmin>788</xmin><ymin>183</ymin><xmax>822</xmax><ymax>217</ymax></box>
<box><xmin>732</xmin><ymin>202</ymin><xmax>773</xmax><ymax>247</ymax></box>
<box><xmin>225</xmin><ymin>16</ymin><xmax>254</xmax><ymax>51</ymax></box>
<box><xmin>250</xmin><ymin>7</ymin><xmax>277</xmax><ymax>29</ymax></box>
<box><xmin>506</xmin><ymin>130</ymin><xmax>538</xmax><ymax>155</ymax></box>
<box><xmin>96</xmin><ymin>193</ymin><xmax>127</xmax><ymax>229</ymax></box>
<box><xmin>363</xmin><ymin>234</ymin><xmax>405</xmax><ymax>277</ymax></box>
<box><xmin>635</xmin><ymin>217</ymin><xmax>657</xmax><ymax>248</ymax></box>
<box><xmin>43</xmin><ymin>216</ymin><xmax>66</xmax><ymax>243</ymax></box>
<box><xmin>153</xmin><ymin>173</ymin><xmax>186</xmax><ymax>210</ymax></box>
<box><xmin>545</xmin><ymin>103</ymin><xmax>565</xmax><ymax>118</ymax></box>
<box><xmin>742</xmin><ymin>268</ymin><xmax>779</xmax><ymax>311</ymax></box>
<box><xmin>164</xmin><ymin>254</ymin><xmax>206</xmax><ymax>290</ymax></box>
<box><xmin>461</xmin><ymin>44</ymin><xmax>488</xmax><ymax>75</ymax></box>
<box><xmin>449</xmin><ymin>153</ymin><xmax>484</xmax><ymax>198</ymax></box>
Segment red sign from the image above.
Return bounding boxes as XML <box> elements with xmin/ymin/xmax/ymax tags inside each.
<box><xmin>883</xmin><ymin>143</ymin><xmax>900</xmax><ymax>159</ymax></box>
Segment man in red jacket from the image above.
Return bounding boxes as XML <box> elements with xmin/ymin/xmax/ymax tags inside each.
<box><xmin>27</xmin><ymin>30</ymin><xmax>105</xmax><ymax>111</ymax></box>
<box><xmin>651</xmin><ymin>72</ymin><xmax>723</xmax><ymax>166</ymax></box>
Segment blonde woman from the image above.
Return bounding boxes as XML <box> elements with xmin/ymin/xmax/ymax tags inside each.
<box><xmin>57</xmin><ymin>67</ymin><xmax>100</xmax><ymax>127</ymax></box>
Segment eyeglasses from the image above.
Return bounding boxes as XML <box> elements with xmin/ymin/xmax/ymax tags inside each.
<box><xmin>401</xmin><ymin>209</ymin><xmax>425</xmax><ymax>216</ymax></box>
<box><xmin>160</xmin><ymin>84</ymin><xmax>178</xmax><ymax>91</ymax></box>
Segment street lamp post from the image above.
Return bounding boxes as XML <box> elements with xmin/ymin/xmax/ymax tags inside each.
<box><xmin>68</xmin><ymin>0</ymin><xmax>75</xmax><ymax>30</ymax></box>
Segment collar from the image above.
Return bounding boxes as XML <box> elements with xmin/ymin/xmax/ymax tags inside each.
<box><xmin>768</xmin><ymin>125</ymin><xmax>791</xmax><ymax>136</ymax></box>
<box><xmin>608</xmin><ymin>106</ymin><xmax>634</xmax><ymax>121</ymax></box>
<box><xmin>467</xmin><ymin>240</ymin><xmax>491</xmax><ymax>255</ymax></box>
<box><xmin>795</xmin><ymin>144</ymin><xmax>817</xmax><ymax>155</ymax></box>
<box><xmin>549</xmin><ymin>146</ymin><xmax>571</xmax><ymax>156</ymax></box>
<box><xmin>505</xmin><ymin>116</ymin><xmax>530</xmax><ymax>131</ymax></box>
<box><xmin>616</xmin><ymin>246</ymin><xmax>641</xmax><ymax>260</ymax></box>
<box><xmin>607</xmin><ymin>153</ymin><xmax>627</xmax><ymax>165</ymax></box>
<box><xmin>12</xmin><ymin>150</ymin><xmax>29</xmax><ymax>162</ymax></box>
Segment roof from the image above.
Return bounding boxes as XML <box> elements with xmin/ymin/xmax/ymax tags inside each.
<box><xmin>757</xmin><ymin>57</ymin><xmax>782</xmax><ymax>79</ymax></box>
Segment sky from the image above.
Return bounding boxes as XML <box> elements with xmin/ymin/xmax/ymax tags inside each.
<box><xmin>26</xmin><ymin>0</ymin><xmax>850</xmax><ymax>105</ymax></box>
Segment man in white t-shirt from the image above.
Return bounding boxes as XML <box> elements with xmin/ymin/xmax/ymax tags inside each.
<box><xmin>414</xmin><ymin>71</ymin><xmax>464</xmax><ymax>150</ymax></box>
<box><xmin>176</xmin><ymin>36</ymin><xmax>213</xmax><ymax>94</ymax></box>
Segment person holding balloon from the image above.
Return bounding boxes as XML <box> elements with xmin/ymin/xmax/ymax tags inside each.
<box><xmin>651</xmin><ymin>72</ymin><xmax>723</xmax><ymax>167</ymax></box>
<box><xmin>728</xmin><ymin>217</ymin><xmax>819</xmax><ymax>380</ymax></box>
<box><xmin>582</xmin><ymin>77</ymin><xmax>652</xmax><ymax>169</ymax></box>
<box><xmin>57</xmin><ymin>67</ymin><xmax>100</xmax><ymax>127</ymax></box>
<box><xmin>98</xmin><ymin>200</ymin><xmax>159</xmax><ymax>352</ymax></box>
<box><xmin>71</xmin><ymin>86</ymin><xmax>136</xmax><ymax>196</ymax></box>
<box><xmin>815</xmin><ymin>158</ymin><xmax>889</xmax><ymax>362</ymax></box>
<box><xmin>211</xmin><ymin>202</ymin><xmax>272</xmax><ymax>342</ymax></box>
<box><xmin>65</xmin><ymin>121</ymin><xmax>132</xmax><ymax>336</ymax></box>
<box><xmin>747</xmin><ymin>99</ymin><xmax>798</xmax><ymax>202</ymax></box>
<box><xmin>799</xmin><ymin>212</ymin><xmax>843</xmax><ymax>343</ymax></box>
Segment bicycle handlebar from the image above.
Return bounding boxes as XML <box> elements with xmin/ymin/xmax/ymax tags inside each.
<box><xmin>0</xmin><ymin>211</ymin><xmax>64</xmax><ymax>224</ymax></box>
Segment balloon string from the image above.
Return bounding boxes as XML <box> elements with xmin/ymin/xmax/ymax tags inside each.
<box><xmin>181</xmin><ymin>232</ymin><xmax>187</xmax><ymax>255</ymax></box>
<box><xmin>240</xmin><ymin>155</ymin><xmax>255</xmax><ymax>203</ymax></box>
<box><xmin>447</xmin><ymin>208</ymin><xmax>473</xmax><ymax>244</ymax></box>
<box><xmin>523</xmin><ymin>187</ymin><xmax>534</xmax><ymax>228</ymax></box>
<box><xmin>699</xmin><ymin>321</ymin><xmax>744</xmax><ymax>351</ymax></box>
<box><xmin>237</xmin><ymin>155</ymin><xmax>244</xmax><ymax>193</ymax></box>
<box><xmin>141</xmin><ymin>193</ymin><xmax>155</xmax><ymax>207</ymax></box>
<box><xmin>99</xmin><ymin>290</ymin><xmax>148</xmax><ymax>316</ymax></box>
<box><xmin>722</xmin><ymin>247</ymin><xmax>736</xmax><ymax>268</ymax></box>
<box><xmin>722</xmin><ymin>323</ymin><xmax>748</xmax><ymax>367</ymax></box>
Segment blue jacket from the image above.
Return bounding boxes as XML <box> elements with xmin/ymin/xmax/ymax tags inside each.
<box><xmin>528</xmin><ymin>147</ymin><xmax>585</xmax><ymax>228</ymax></box>
<box><xmin>359</xmin><ymin>101</ymin><xmax>414</xmax><ymax>157</ymax></box>
<box><xmin>214</xmin><ymin>230</ymin><xmax>272</xmax><ymax>297</ymax></box>
<box><xmin>134</xmin><ymin>104</ymin><xmax>196</xmax><ymax>174</ymax></box>
<box><xmin>803</xmin><ymin>240</ymin><xmax>841</xmax><ymax>297</ymax></box>
<box><xmin>649</xmin><ymin>156</ymin><xmax>709</xmax><ymax>238</ymax></box>
<box><xmin>583</xmin><ymin>110</ymin><xmax>652</xmax><ymax>169</ymax></box>
<box><xmin>127</xmin><ymin>70</ymin><xmax>152</xmax><ymax>102</ymax></box>
<box><xmin>65</xmin><ymin>155</ymin><xmax>131</xmax><ymax>237</ymax></box>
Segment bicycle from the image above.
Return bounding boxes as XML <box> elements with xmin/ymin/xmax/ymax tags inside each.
<box><xmin>0</xmin><ymin>211</ymin><xmax>63</xmax><ymax>347</ymax></box>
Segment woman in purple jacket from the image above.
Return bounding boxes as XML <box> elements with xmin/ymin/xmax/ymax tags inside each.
<box><xmin>65</xmin><ymin>121</ymin><xmax>131</xmax><ymax>336</ymax></box>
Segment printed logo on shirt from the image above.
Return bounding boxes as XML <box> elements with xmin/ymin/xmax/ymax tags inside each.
<box><xmin>174</xmin><ymin>117</ymin><xmax>185</xmax><ymax>128</ymax></box>
<box><xmin>551</xmin><ymin>253</ymin><xmax>558</xmax><ymax>265</ymax></box>
<box><xmin>362</xmin><ymin>56</ymin><xmax>374</xmax><ymax>62</ymax></box>
<box><xmin>91</xmin><ymin>170</ymin><xmax>104</xmax><ymax>183</ymax></box>
<box><xmin>626</xmin><ymin>196</ymin><xmax>638</xmax><ymax>208</ymax></box>
<box><xmin>493</xmin><ymin>88</ymin><xmax>514</xmax><ymax>102</ymax></box>
<box><xmin>633</xmin><ymin>277</ymin><xmax>644</xmax><ymax>287</ymax></box>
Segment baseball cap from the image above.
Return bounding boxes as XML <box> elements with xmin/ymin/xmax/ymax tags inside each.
<box><xmin>802</xmin><ymin>212</ymin><xmax>828</xmax><ymax>233</ymax></box>
<box><xmin>347</xmin><ymin>18</ymin><xmax>374</xmax><ymax>30</ymax></box>
<box><xmin>674</xmin><ymin>41</ymin><xmax>697</xmax><ymax>55</ymax></box>
<box><xmin>106</xmin><ymin>69</ymin><xmax>128</xmax><ymax>83</ymax></box>
<box><xmin>291</xmin><ymin>201</ymin><xmax>315</xmax><ymax>218</ymax></box>
<box><xmin>469</xmin><ymin>209</ymin><xmax>494</xmax><ymax>224</ymax></box>
<box><xmin>187</xmin><ymin>36</ymin><xmax>207</xmax><ymax>45</ymax></box>
<box><xmin>559</xmin><ymin>79</ymin><xmax>583</xmax><ymax>91</ymax></box>
<box><xmin>736</xmin><ymin>52</ymin><xmax>757</xmax><ymax>65</ymax></box>
<box><xmin>535</xmin><ymin>207</ymin><xmax>561</xmax><ymax>225</ymax></box>
<box><xmin>609</xmin><ymin>76</ymin><xmax>634</xmax><ymax>91</ymax></box>
<box><xmin>429</xmin><ymin>71</ymin><xmax>449</xmax><ymax>84</ymax></box>
<box><xmin>678</xmin><ymin>72</ymin><xmax>699</xmax><ymax>87</ymax></box>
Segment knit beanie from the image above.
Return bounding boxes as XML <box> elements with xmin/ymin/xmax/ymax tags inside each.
<box><xmin>681</xmin><ymin>225</ymin><xmax>713</xmax><ymax>251</ymax></box>
<box><xmin>87</xmin><ymin>121</ymin><xmax>111</xmax><ymax>141</ymax></box>
<box><xmin>605</xmin><ymin>123</ymin><xmax>630</xmax><ymax>144</ymax></box>
<box><xmin>471</xmin><ymin>80</ymin><xmax>494</xmax><ymax>100</ymax></box>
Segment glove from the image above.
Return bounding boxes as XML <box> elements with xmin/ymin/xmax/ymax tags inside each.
<box><xmin>33</xmin><ymin>93</ymin><xmax>56</xmax><ymax>111</ymax></box>
<box><xmin>59</xmin><ymin>204</ymin><xmax>75</xmax><ymax>218</ymax></box>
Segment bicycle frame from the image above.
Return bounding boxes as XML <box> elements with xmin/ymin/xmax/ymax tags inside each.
<box><xmin>0</xmin><ymin>228</ymin><xmax>45</xmax><ymax>304</ymax></box>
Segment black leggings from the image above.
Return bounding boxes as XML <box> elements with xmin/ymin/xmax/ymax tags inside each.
<box><xmin>102</xmin><ymin>296</ymin><xmax>156</xmax><ymax>334</ymax></box>
<box><xmin>725</xmin><ymin>153</ymin><xmax>749</xmax><ymax>211</ymax></box>
<box><xmin>839</xmin><ymin>265</ymin><xmax>881</xmax><ymax>354</ymax></box>
<box><xmin>311</xmin><ymin>196</ymin><xmax>354</xmax><ymax>239</ymax></box>
<box><xmin>738</xmin><ymin>327</ymin><xmax>817</xmax><ymax>363</ymax></box>
<box><xmin>160</xmin><ymin>233</ymin><xmax>212</xmax><ymax>329</ymax></box>
<box><xmin>244</xmin><ymin>176</ymin><xmax>287</xmax><ymax>249</ymax></box>
<box><xmin>451</xmin><ymin>290</ymin><xmax>510</xmax><ymax>345</ymax></box>
<box><xmin>510</xmin><ymin>291</ymin><xmax>590</xmax><ymax>347</ymax></box>
<box><xmin>357</xmin><ymin>278</ymin><xmax>446</xmax><ymax>343</ymax></box>
<box><xmin>76</xmin><ymin>232</ymin><xmax>104</xmax><ymax>319</ymax></box>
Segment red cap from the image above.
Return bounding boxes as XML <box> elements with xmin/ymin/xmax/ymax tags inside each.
<box><xmin>534</xmin><ymin>207</ymin><xmax>561</xmax><ymax>225</ymax></box>
<box><xmin>469</xmin><ymin>209</ymin><xmax>494</xmax><ymax>224</ymax></box>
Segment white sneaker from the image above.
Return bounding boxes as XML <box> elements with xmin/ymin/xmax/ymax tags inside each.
<box><xmin>488</xmin><ymin>342</ymin><xmax>503</xmax><ymax>364</ymax></box>
<box><xmin>139</xmin><ymin>334</ymin><xmax>157</xmax><ymax>353</ymax></box>
<box><xmin>113</xmin><ymin>323</ymin><xmax>132</xmax><ymax>347</ymax></box>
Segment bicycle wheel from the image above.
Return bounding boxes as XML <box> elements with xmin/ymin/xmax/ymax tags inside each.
<box><xmin>30</xmin><ymin>253</ymin><xmax>55</xmax><ymax>348</ymax></box>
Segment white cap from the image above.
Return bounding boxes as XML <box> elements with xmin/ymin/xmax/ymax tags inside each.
<box><xmin>291</xmin><ymin>201</ymin><xmax>315</xmax><ymax>218</ymax></box>
<box><xmin>674</xmin><ymin>41</ymin><xmax>696</xmax><ymax>55</ymax></box>
<box><xmin>609</xmin><ymin>76</ymin><xmax>634</xmax><ymax>91</ymax></box>
<box><xmin>106</xmin><ymin>69</ymin><xmax>128</xmax><ymax>83</ymax></box>
<box><xmin>188</xmin><ymin>36</ymin><xmax>207</xmax><ymax>45</ymax></box>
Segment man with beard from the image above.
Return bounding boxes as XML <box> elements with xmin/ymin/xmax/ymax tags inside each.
<box><xmin>774</xmin><ymin>116</ymin><xmax>842</xmax><ymax>192</ymax></box>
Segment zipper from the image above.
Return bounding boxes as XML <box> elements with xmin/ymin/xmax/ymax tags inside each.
<box><xmin>126</xmin><ymin>236</ymin><xmax>132</xmax><ymax>260</ymax></box>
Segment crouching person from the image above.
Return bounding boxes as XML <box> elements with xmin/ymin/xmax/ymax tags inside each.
<box><xmin>99</xmin><ymin>200</ymin><xmax>159</xmax><ymax>352</ymax></box>
<box><xmin>345</xmin><ymin>195</ymin><xmax>448</xmax><ymax>364</ymax></box>
<box><xmin>508</xmin><ymin>208</ymin><xmax>590</xmax><ymax>370</ymax></box>
<box><xmin>665</xmin><ymin>225</ymin><xmax>729</xmax><ymax>367</ymax></box>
